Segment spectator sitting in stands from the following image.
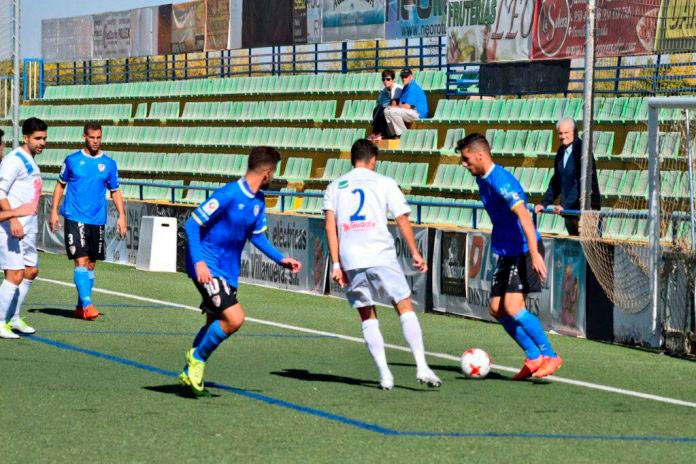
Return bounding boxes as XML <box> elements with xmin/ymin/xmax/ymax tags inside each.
<box><xmin>368</xmin><ymin>70</ymin><xmax>402</xmax><ymax>142</ymax></box>
<box><xmin>384</xmin><ymin>68</ymin><xmax>428</xmax><ymax>139</ymax></box>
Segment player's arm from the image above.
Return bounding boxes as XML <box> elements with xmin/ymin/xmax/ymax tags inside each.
<box><xmin>0</xmin><ymin>158</ymin><xmax>24</xmax><ymax>239</ymax></box>
<box><xmin>250</xmin><ymin>205</ymin><xmax>301</xmax><ymax>273</ymax></box>
<box><xmin>108</xmin><ymin>161</ymin><xmax>127</xmax><ymax>238</ymax></box>
<box><xmin>394</xmin><ymin>214</ymin><xmax>427</xmax><ymax>273</ymax></box>
<box><xmin>387</xmin><ymin>180</ymin><xmax>426</xmax><ymax>272</ymax></box>
<box><xmin>0</xmin><ymin>203</ymin><xmax>37</xmax><ymax>221</ymax></box>
<box><xmin>512</xmin><ymin>204</ymin><xmax>547</xmax><ymax>281</ymax></box>
<box><xmin>49</xmin><ymin>181</ymin><xmax>66</xmax><ymax>232</ymax></box>
<box><xmin>324</xmin><ymin>209</ymin><xmax>346</xmax><ymax>288</ymax></box>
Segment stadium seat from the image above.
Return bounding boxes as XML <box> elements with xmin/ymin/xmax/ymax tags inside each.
<box><xmin>441</xmin><ymin>128</ymin><xmax>466</xmax><ymax>154</ymax></box>
<box><xmin>390</xmin><ymin>129</ymin><xmax>438</xmax><ymax>155</ymax></box>
<box><xmin>279</xmin><ymin>157</ymin><xmax>312</xmax><ymax>182</ymax></box>
<box><xmin>147</xmin><ymin>102</ymin><xmax>180</xmax><ymax>120</ymax></box>
<box><xmin>338</xmin><ymin>100</ymin><xmax>373</xmax><ymax>123</ymax></box>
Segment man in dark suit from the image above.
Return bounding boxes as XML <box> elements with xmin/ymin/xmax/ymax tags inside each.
<box><xmin>535</xmin><ymin>119</ymin><xmax>601</xmax><ymax>236</ymax></box>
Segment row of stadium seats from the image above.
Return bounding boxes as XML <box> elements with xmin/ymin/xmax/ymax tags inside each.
<box><xmin>428</xmin><ymin>96</ymin><xmax>685</xmax><ymax>124</ymax></box>
<box><xmin>42</xmin><ymin>71</ymin><xmax>448</xmax><ymax>101</ymax></box>
<box><xmin>40</xmin><ymin>126</ymin><xmax>366</xmax><ymax>151</ymax></box>
<box><xmin>15</xmin><ymin>96</ymin><xmax>685</xmax><ymax>126</ymax></box>
<box><xmin>11</xmin><ymin>124</ymin><xmax>686</xmax><ymax>161</ymax></box>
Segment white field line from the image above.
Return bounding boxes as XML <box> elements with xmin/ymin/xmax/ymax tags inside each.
<box><xmin>37</xmin><ymin>277</ymin><xmax>696</xmax><ymax>409</ymax></box>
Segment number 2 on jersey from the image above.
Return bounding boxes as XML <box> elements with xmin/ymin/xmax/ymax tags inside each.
<box><xmin>349</xmin><ymin>188</ymin><xmax>366</xmax><ymax>221</ymax></box>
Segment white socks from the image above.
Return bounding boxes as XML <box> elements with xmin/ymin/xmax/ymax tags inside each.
<box><xmin>399</xmin><ymin>311</ymin><xmax>429</xmax><ymax>372</ymax></box>
<box><xmin>11</xmin><ymin>279</ymin><xmax>33</xmax><ymax>322</ymax></box>
<box><xmin>361</xmin><ymin>319</ymin><xmax>391</xmax><ymax>379</ymax></box>
<box><xmin>0</xmin><ymin>280</ymin><xmax>19</xmax><ymax>323</ymax></box>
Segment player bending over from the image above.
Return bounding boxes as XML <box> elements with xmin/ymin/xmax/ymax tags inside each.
<box><xmin>179</xmin><ymin>146</ymin><xmax>301</xmax><ymax>396</ymax></box>
<box><xmin>50</xmin><ymin>122</ymin><xmax>127</xmax><ymax>321</ymax></box>
<box><xmin>457</xmin><ymin>133</ymin><xmax>562</xmax><ymax>379</ymax></box>
<box><xmin>324</xmin><ymin>139</ymin><xmax>441</xmax><ymax>390</ymax></box>
<box><xmin>0</xmin><ymin>118</ymin><xmax>46</xmax><ymax>339</ymax></box>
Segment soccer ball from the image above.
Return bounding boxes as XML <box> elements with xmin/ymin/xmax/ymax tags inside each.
<box><xmin>460</xmin><ymin>348</ymin><xmax>491</xmax><ymax>379</ymax></box>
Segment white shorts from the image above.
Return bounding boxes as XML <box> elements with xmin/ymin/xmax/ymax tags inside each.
<box><xmin>0</xmin><ymin>233</ymin><xmax>39</xmax><ymax>270</ymax></box>
<box><xmin>344</xmin><ymin>265</ymin><xmax>411</xmax><ymax>308</ymax></box>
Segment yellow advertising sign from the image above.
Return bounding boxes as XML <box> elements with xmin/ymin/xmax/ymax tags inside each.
<box><xmin>663</xmin><ymin>0</ymin><xmax>696</xmax><ymax>39</ymax></box>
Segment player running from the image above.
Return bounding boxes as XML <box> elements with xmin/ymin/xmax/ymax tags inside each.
<box><xmin>179</xmin><ymin>146</ymin><xmax>301</xmax><ymax>396</ymax></box>
<box><xmin>49</xmin><ymin>122</ymin><xmax>127</xmax><ymax>321</ymax></box>
<box><xmin>457</xmin><ymin>133</ymin><xmax>563</xmax><ymax>379</ymax></box>
<box><xmin>324</xmin><ymin>139</ymin><xmax>441</xmax><ymax>390</ymax></box>
<box><xmin>0</xmin><ymin>118</ymin><xmax>46</xmax><ymax>339</ymax></box>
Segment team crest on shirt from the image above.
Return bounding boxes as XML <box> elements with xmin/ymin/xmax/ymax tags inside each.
<box><xmin>98</xmin><ymin>163</ymin><xmax>106</xmax><ymax>172</ymax></box>
<box><xmin>253</xmin><ymin>205</ymin><xmax>260</xmax><ymax>217</ymax></box>
<box><xmin>202</xmin><ymin>198</ymin><xmax>219</xmax><ymax>215</ymax></box>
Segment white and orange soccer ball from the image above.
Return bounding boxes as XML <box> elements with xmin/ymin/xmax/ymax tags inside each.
<box><xmin>460</xmin><ymin>348</ymin><xmax>491</xmax><ymax>379</ymax></box>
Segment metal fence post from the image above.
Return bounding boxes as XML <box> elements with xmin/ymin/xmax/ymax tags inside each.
<box><xmin>125</xmin><ymin>58</ymin><xmax>130</xmax><ymax>83</ymax></box>
<box><xmin>341</xmin><ymin>42</ymin><xmax>348</xmax><ymax>74</ymax></box>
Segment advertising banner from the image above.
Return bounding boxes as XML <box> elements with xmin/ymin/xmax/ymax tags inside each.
<box><xmin>551</xmin><ymin>238</ymin><xmax>586</xmax><ymax>337</ymax></box>
<box><xmin>172</xmin><ymin>1</ymin><xmax>205</xmax><ymax>54</ymax></box>
<box><xmin>294</xmin><ymin>0</ymin><xmax>309</xmax><ymax>44</ymax></box>
<box><xmin>228</xmin><ymin>0</ymin><xmax>243</xmax><ymax>49</ymax></box>
<box><xmin>328</xmin><ymin>224</ymin><xmax>429</xmax><ymax>311</ymax></box>
<box><xmin>93</xmin><ymin>10</ymin><xmax>132</xmax><ymax>60</ymax></box>
<box><xmin>432</xmin><ymin>229</ymin><xmax>554</xmax><ymax>326</ymax></box>
<box><xmin>242</xmin><ymin>0</ymin><xmax>294</xmax><ymax>48</ymax></box>
<box><xmin>42</xmin><ymin>15</ymin><xmax>94</xmax><ymax>63</ymax></box>
<box><xmin>655</xmin><ymin>0</ymin><xmax>696</xmax><ymax>53</ymax></box>
<box><xmin>307</xmin><ymin>0</ymin><xmax>323</xmax><ymax>43</ymax></box>
<box><xmin>205</xmin><ymin>0</ymin><xmax>230</xmax><ymax>51</ymax></box>
<box><xmin>322</xmin><ymin>0</ymin><xmax>386</xmax><ymax>42</ymax></box>
<box><xmin>240</xmin><ymin>214</ymin><xmax>328</xmax><ymax>294</ymax></box>
<box><xmin>39</xmin><ymin>196</ymin><xmax>156</xmax><ymax>266</ymax></box>
<box><xmin>386</xmin><ymin>0</ymin><xmax>447</xmax><ymax>39</ymax></box>
<box><xmin>446</xmin><ymin>0</ymin><xmax>534</xmax><ymax>64</ymax></box>
<box><xmin>532</xmin><ymin>0</ymin><xmax>660</xmax><ymax>60</ymax></box>
<box><xmin>130</xmin><ymin>7</ymin><xmax>160</xmax><ymax>58</ymax></box>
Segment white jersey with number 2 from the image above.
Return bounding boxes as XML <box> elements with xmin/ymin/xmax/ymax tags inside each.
<box><xmin>0</xmin><ymin>147</ymin><xmax>42</xmax><ymax>235</ymax></box>
<box><xmin>323</xmin><ymin>167</ymin><xmax>411</xmax><ymax>271</ymax></box>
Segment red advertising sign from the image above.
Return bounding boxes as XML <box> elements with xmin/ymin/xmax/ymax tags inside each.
<box><xmin>532</xmin><ymin>0</ymin><xmax>659</xmax><ymax>60</ymax></box>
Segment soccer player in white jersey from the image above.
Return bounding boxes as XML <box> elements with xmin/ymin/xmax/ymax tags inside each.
<box><xmin>323</xmin><ymin>139</ymin><xmax>441</xmax><ymax>390</ymax></box>
<box><xmin>0</xmin><ymin>118</ymin><xmax>46</xmax><ymax>339</ymax></box>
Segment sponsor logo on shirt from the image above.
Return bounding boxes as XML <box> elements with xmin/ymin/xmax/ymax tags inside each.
<box><xmin>202</xmin><ymin>198</ymin><xmax>219</xmax><ymax>215</ymax></box>
<box><xmin>341</xmin><ymin>220</ymin><xmax>376</xmax><ymax>233</ymax></box>
<box><xmin>338</xmin><ymin>180</ymin><xmax>349</xmax><ymax>189</ymax></box>
<box><xmin>238</xmin><ymin>203</ymin><xmax>246</xmax><ymax>210</ymax></box>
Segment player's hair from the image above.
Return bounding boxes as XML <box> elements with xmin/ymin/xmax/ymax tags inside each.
<box><xmin>84</xmin><ymin>121</ymin><xmax>103</xmax><ymax>134</ymax></box>
<box><xmin>381</xmin><ymin>69</ymin><xmax>395</xmax><ymax>80</ymax></box>
<box><xmin>456</xmin><ymin>133</ymin><xmax>490</xmax><ymax>154</ymax></box>
<box><xmin>0</xmin><ymin>128</ymin><xmax>4</xmax><ymax>140</ymax></box>
<box><xmin>350</xmin><ymin>138</ymin><xmax>379</xmax><ymax>166</ymax></box>
<box><xmin>22</xmin><ymin>117</ymin><xmax>48</xmax><ymax>136</ymax></box>
<box><xmin>248</xmin><ymin>146</ymin><xmax>281</xmax><ymax>172</ymax></box>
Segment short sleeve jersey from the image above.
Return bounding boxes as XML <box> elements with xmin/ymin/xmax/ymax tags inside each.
<box><xmin>185</xmin><ymin>179</ymin><xmax>268</xmax><ymax>286</ymax></box>
<box><xmin>59</xmin><ymin>150</ymin><xmax>120</xmax><ymax>225</ymax></box>
<box><xmin>323</xmin><ymin>168</ymin><xmax>411</xmax><ymax>271</ymax></box>
<box><xmin>0</xmin><ymin>147</ymin><xmax>42</xmax><ymax>235</ymax></box>
<box><xmin>476</xmin><ymin>164</ymin><xmax>540</xmax><ymax>257</ymax></box>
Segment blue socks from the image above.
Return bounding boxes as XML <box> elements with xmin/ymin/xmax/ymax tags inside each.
<box><xmin>193</xmin><ymin>320</ymin><xmax>230</xmax><ymax>362</ymax></box>
<box><xmin>77</xmin><ymin>269</ymin><xmax>96</xmax><ymax>307</ymax></box>
<box><xmin>74</xmin><ymin>267</ymin><xmax>93</xmax><ymax>307</ymax></box>
<box><xmin>513</xmin><ymin>309</ymin><xmax>556</xmax><ymax>357</ymax></box>
<box><xmin>192</xmin><ymin>325</ymin><xmax>208</xmax><ymax>348</ymax></box>
<box><xmin>500</xmin><ymin>316</ymin><xmax>542</xmax><ymax>360</ymax></box>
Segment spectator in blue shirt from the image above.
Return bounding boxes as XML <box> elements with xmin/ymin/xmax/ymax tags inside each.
<box><xmin>368</xmin><ymin>70</ymin><xmax>402</xmax><ymax>142</ymax></box>
<box><xmin>384</xmin><ymin>68</ymin><xmax>428</xmax><ymax>139</ymax></box>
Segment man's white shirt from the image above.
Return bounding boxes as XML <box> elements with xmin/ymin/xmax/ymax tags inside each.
<box><xmin>323</xmin><ymin>167</ymin><xmax>411</xmax><ymax>271</ymax></box>
<box><xmin>0</xmin><ymin>147</ymin><xmax>42</xmax><ymax>235</ymax></box>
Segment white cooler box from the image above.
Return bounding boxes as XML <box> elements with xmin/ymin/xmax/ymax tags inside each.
<box><xmin>136</xmin><ymin>216</ymin><xmax>177</xmax><ymax>273</ymax></box>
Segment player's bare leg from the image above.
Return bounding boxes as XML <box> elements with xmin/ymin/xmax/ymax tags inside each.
<box><xmin>393</xmin><ymin>298</ymin><xmax>441</xmax><ymax>387</ymax></box>
<box><xmin>358</xmin><ymin>306</ymin><xmax>393</xmax><ymax>390</ymax></box>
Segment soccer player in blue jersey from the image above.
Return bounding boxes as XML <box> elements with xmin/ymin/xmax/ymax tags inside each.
<box><xmin>179</xmin><ymin>146</ymin><xmax>302</xmax><ymax>396</ymax></box>
<box><xmin>457</xmin><ymin>133</ymin><xmax>563</xmax><ymax>379</ymax></box>
<box><xmin>49</xmin><ymin>122</ymin><xmax>127</xmax><ymax>321</ymax></box>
